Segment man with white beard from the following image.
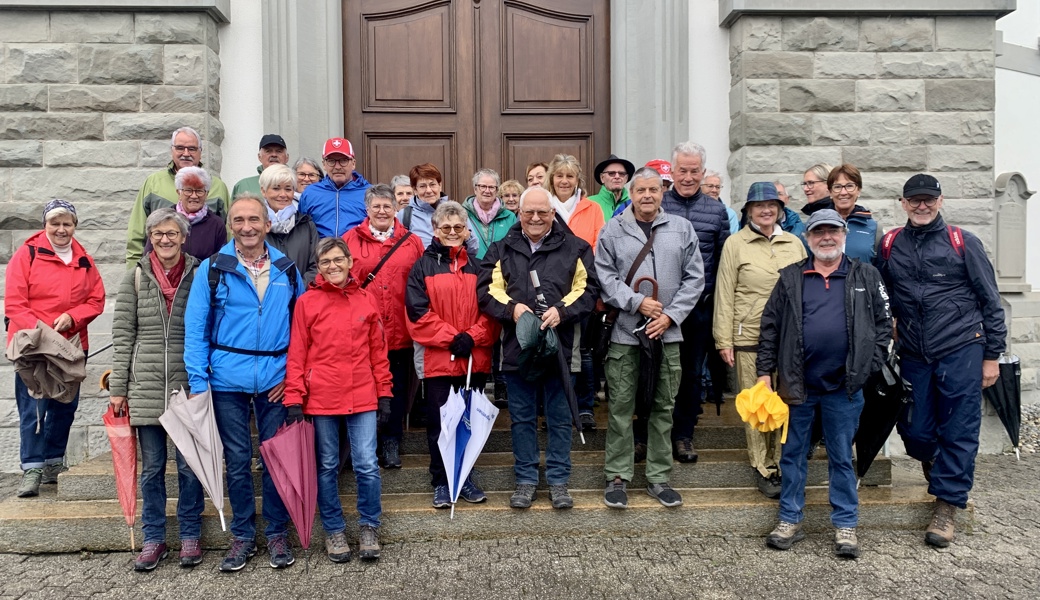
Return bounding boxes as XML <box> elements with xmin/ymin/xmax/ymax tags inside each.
<box><xmin>755</xmin><ymin>208</ymin><xmax>892</xmax><ymax>559</ymax></box>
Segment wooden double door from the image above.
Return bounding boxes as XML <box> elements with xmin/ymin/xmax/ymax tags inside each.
<box><xmin>344</xmin><ymin>0</ymin><xmax>610</xmax><ymax>201</ymax></box>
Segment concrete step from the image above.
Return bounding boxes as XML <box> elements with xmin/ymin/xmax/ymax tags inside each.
<box><xmin>0</xmin><ymin>484</ymin><xmax>970</xmax><ymax>553</ymax></box>
<box><xmin>57</xmin><ymin>449</ymin><xmax>892</xmax><ymax>501</ymax></box>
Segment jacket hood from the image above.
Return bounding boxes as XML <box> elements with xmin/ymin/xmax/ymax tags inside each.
<box><xmin>412</xmin><ymin>194</ymin><xmax>449</xmax><ymax>215</ymax></box>
<box><xmin>501</xmin><ymin>221</ymin><xmax>567</xmax><ymax>254</ymax></box>
<box><xmin>312</xmin><ymin>272</ymin><xmax>362</xmax><ymax>293</ymax></box>
<box><xmin>215</xmin><ymin>239</ymin><xmax>291</xmax><ymax>273</ymax></box>
<box><xmin>423</xmin><ymin>238</ymin><xmax>470</xmax><ymax>270</ymax></box>
<box><xmin>24</xmin><ymin>230</ymin><xmax>90</xmax><ymax>262</ymax></box>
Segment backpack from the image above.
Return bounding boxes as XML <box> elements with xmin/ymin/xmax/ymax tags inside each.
<box><xmin>206</xmin><ymin>253</ymin><xmax>299</xmax><ymax>357</ymax></box>
<box><xmin>401</xmin><ymin>204</ymin><xmax>413</xmax><ymax>230</ymax></box>
<box><xmin>879</xmin><ymin>225</ymin><xmax>964</xmax><ymax>261</ymax></box>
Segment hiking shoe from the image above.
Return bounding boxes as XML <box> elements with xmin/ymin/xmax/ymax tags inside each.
<box><xmin>16</xmin><ymin>468</ymin><xmax>43</xmax><ymax>498</ymax></box>
<box><xmin>325</xmin><ymin>531</ymin><xmax>352</xmax><ymax>563</ymax></box>
<box><xmin>834</xmin><ymin>527</ymin><xmax>861</xmax><ymax>559</ymax></box>
<box><xmin>134</xmin><ymin>542</ymin><xmax>169</xmax><ymax>572</ymax></box>
<box><xmin>633</xmin><ymin>442</ymin><xmax>647</xmax><ymax>464</ymax></box>
<box><xmin>925</xmin><ymin>499</ymin><xmax>957</xmax><ymax>548</ymax></box>
<box><xmin>921</xmin><ymin>459</ymin><xmax>934</xmax><ymax>484</ymax></box>
<box><xmin>493</xmin><ymin>378</ymin><xmax>508</xmax><ymax>408</ymax></box>
<box><xmin>179</xmin><ymin>539</ymin><xmax>203</xmax><ymax>567</ymax></box>
<box><xmin>459</xmin><ymin>478</ymin><xmax>487</xmax><ymax>504</ymax></box>
<box><xmin>647</xmin><ymin>483</ymin><xmax>683</xmax><ymax>507</ymax></box>
<box><xmin>41</xmin><ymin>463</ymin><xmax>66</xmax><ymax>485</ymax></box>
<box><xmin>267</xmin><ymin>535</ymin><xmax>295</xmax><ymax>569</ymax></box>
<box><xmin>756</xmin><ymin>470</ymin><xmax>782</xmax><ymax>499</ymax></box>
<box><xmin>673</xmin><ymin>438</ymin><xmax>698</xmax><ymax>463</ymax></box>
<box><xmin>510</xmin><ymin>484</ymin><xmax>537</xmax><ymax>509</ymax></box>
<box><xmin>579</xmin><ymin>412</ymin><xmax>596</xmax><ymax>431</ymax></box>
<box><xmin>219</xmin><ymin>539</ymin><xmax>256</xmax><ymax>572</ymax></box>
<box><xmin>766</xmin><ymin>521</ymin><xmax>805</xmax><ymax>550</ymax></box>
<box><xmin>381</xmin><ymin>438</ymin><xmax>402</xmax><ymax>469</ymax></box>
<box><xmin>358</xmin><ymin>525</ymin><xmax>381</xmax><ymax>561</ymax></box>
<box><xmin>432</xmin><ymin>485</ymin><xmax>451</xmax><ymax>509</ymax></box>
<box><xmin>604</xmin><ymin>477</ymin><xmax>628</xmax><ymax>509</ymax></box>
<box><xmin>549</xmin><ymin>484</ymin><xmax>573</xmax><ymax>509</ymax></box>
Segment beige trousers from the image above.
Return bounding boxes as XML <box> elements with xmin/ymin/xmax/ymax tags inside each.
<box><xmin>736</xmin><ymin>350</ymin><xmax>781</xmax><ymax>477</ymax></box>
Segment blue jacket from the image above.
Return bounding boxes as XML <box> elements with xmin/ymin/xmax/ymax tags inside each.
<box><xmin>780</xmin><ymin>206</ymin><xmax>806</xmax><ymax>238</ymax></box>
<box><xmin>874</xmin><ymin>214</ymin><xmax>1006</xmax><ymax>363</ymax></box>
<box><xmin>183</xmin><ymin>241</ymin><xmax>305</xmax><ymax>394</ymax></box>
<box><xmin>660</xmin><ymin>188</ymin><xmax>731</xmax><ymax>296</ymax></box>
<box><xmin>397</xmin><ymin>195</ymin><xmax>479</xmax><ymax>256</ymax></box>
<box><xmin>298</xmin><ymin>172</ymin><xmax>372</xmax><ymax>237</ymax></box>
<box><xmin>803</xmin><ymin>198</ymin><xmax>878</xmax><ymax>262</ymax></box>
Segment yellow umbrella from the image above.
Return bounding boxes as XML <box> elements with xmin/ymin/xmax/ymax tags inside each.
<box><xmin>735</xmin><ymin>381</ymin><xmax>789</xmax><ymax>443</ymax></box>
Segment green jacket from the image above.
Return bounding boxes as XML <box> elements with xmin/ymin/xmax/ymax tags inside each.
<box><xmin>589</xmin><ymin>186</ymin><xmax>629</xmax><ymax>222</ymax></box>
<box><xmin>231</xmin><ymin>165</ymin><xmax>264</xmax><ymax>199</ymax></box>
<box><xmin>125</xmin><ymin>163</ymin><xmax>230</xmax><ymax>268</ymax></box>
<box><xmin>462</xmin><ymin>196</ymin><xmax>517</xmax><ymax>259</ymax></box>
<box><xmin>109</xmin><ymin>254</ymin><xmax>200</xmax><ymax>427</ymax></box>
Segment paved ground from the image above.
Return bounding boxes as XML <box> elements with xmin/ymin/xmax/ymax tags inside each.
<box><xmin>0</xmin><ymin>454</ymin><xmax>1037</xmax><ymax>599</ymax></box>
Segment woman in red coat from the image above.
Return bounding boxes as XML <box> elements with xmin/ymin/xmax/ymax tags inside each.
<box><xmin>283</xmin><ymin>237</ymin><xmax>393</xmax><ymax>563</ymax></box>
<box><xmin>343</xmin><ymin>184</ymin><xmax>424</xmax><ymax>468</ymax></box>
<box><xmin>405</xmin><ymin>201</ymin><xmax>497</xmax><ymax>509</ymax></box>
<box><xmin>4</xmin><ymin>199</ymin><xmax>105</xmax><ymax>498</ymax></box>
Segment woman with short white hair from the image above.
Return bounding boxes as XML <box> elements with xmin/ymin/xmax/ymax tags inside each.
<box><xmin>260</xmin><ymin>164</ymin><xmax>320</xmax><ymax>282</ymax></box>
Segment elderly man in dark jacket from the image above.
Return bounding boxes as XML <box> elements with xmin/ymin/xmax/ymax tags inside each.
<box><xmin>757</xmin><ymin>209</ymin><xmax>892</xmax><ymax>559</ymax></box>
<box><xmin>875</xmin><ymin>174</ymin><xmax>1007</xmax><ymax>549</ymax></box>
<box><xmin>478</xmin><ymin>186</ymin><xmax>598</xmax><ymax>511</ymax></box>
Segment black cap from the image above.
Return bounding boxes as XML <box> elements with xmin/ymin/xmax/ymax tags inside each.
<box><xmin>259</xmin><ymin>134</ymin><xmax>286</xmax><ymax>149</ymax></box>
<box><xmin>593</xmin><ymin>154</ymin><xmax>635</xmax><ymax>184</ymax></box>
<box><xmin>903</xmin><ymin>173</ymin><xmax>942</xmax><ymax>198</ymax></box>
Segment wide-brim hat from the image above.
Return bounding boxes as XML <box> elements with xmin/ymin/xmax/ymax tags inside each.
<box><xmin>743</xmin><ymin>182</ymin><xmax>781</xmax><ymax>208</ymax></box>
<box><xmin>593</xmin><ymin>154</ymin><xmax>635</xmax><ymax>184</ymax></box>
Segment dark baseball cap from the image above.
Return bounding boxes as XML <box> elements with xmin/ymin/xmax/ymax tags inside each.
<box><xmin>259</xmin><ymin>134</ymin><xmax>286</xmax><ymax>149</ymax></box>
<box><xmin>903</xmin><ymin>173</ymin><xmax>942</xmax><ymax>198</ymax></box>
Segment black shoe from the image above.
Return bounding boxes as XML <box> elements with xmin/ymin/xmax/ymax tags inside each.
<box><xmin>267</xmin><ymin>535</ymin><xmax>295</xmax><ymax>569</ymax></box>
<box><xmin>647</xmin><ymin>483</ymin><xmax>683</xmax><ymax>507</ymax></box>
<box><xmin>493</xmin><ymin>379</ymin><xmax>508</xmax><ymax>409</ymax></box>
<box><xmin>633</xmin><ymin>442</ymin><xmax>647</xmax><ymax>464</ymax></box>
<box><xmin>604</xmin><ymin>478</ymin><xmax>628</xmax><ymax>509</ymax></box>
<box><xmin>922</xmin><ymin>459</ymin><xmax>934</xmax><ymax>484</ymax></box>
<box><xmin>549</xmin><ymin>484</ymin><xmax>573</xmax><ymax>509</ymax></box>
<box><xmin>673</xmin><ymin>438</ymin><xmax>698</xmax><ymax>463</ymax></box>
<box><xmin>579</xmin><ymin>412</ymin><xmax>596</xmax><ymax>431</ymax></box>
<box><xmin>756</xmin><ymin>470</ymin><xmax>781</xmax><ymax>499</ymax></box>
<box><xmin>459</xmin><ymin>478</ymin><xmax>487</xmax><ymax>503</ymax></box>
<box><xmin>382</xmin><ymin>438</ymin><xmax>402</xmax><ymax>469</ymax></box>
<box><xmin>219</xmin><ymin>539</ymin><xmax>257</xmax><ymax>572</ymax></box>
<box><xmin>510</xmin><ymin>484</ymin><xmax>537</xmax><ymax>509</ymax></box>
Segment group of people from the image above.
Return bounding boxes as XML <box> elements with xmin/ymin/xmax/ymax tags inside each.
<box><xmin>3</xmin><ymin>126</ymin><xmax>1006</xmax><ymax>570</ymax></box>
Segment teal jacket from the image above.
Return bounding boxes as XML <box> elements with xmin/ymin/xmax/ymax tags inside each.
<box><xmin>462</xmin><ymin>196</ymin><xmax>517</xmax><ymax>259</ymax></box>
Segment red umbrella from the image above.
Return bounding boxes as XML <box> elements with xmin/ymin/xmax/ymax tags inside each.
<box><xmin>103</xmin><ymin>405</ymin><xmax>137</xmax><ymax>551</ymax></box>
<box><xmin>259</xmin><ymin>420</ymin><xmax>317</xmax><ymax>549</ymax></box>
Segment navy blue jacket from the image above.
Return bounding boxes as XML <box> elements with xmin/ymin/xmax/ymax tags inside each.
<box><xmin>874</xmin><ymin>214</ymin><xmax>1006</xmax><ymax>362</ymax></box>
<box><xmin>803</xmin><ymin>198</ymin><xmax>878</xmax><ymax>262</ymax></box>
<box><xmin>661</xmin><ymin>188</ymin><xmax>730</xmax><ymax>296</ymax></box>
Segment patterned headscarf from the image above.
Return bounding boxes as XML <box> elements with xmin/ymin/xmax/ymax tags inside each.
<box><xmin>42</xmin><ymin>199</ymin><xmax>78</xmax><ymax>225</ymax></box>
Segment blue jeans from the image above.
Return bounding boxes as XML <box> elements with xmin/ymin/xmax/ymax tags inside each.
<box><xmin>15</xmin><ymin>376</ymin><xmax>79</xmax><ymax>470</ymax></box>
<box><xmin>897</xmin><ymin>343</ymin><xmax>984</xmax><ymax>509</ymax></box>
<box><xmin>504</xmin><ymin>371</ymin><xmax>573</xmax><ymax>485</ymax></box>
<box><xmin>211</xmin><ymin>389</ymin><xmax>289</xmax><ymax>541</ymax></box>
<box><xmin>313</xmin><ymin>412</ymin><xmax>381</xmax><ymax>533</ymax></box>
<box><xmin>137</xmin><ymin>425</ymin><xmax>205</xmax><ymax>543</ymax></box>
<box><xmin>779</xmin><ymin>389</ymin><xmax>864</xmax><ymax>528</ymax></box>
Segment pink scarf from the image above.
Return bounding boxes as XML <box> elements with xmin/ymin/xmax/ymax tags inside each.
<box><xmin>474</xmin><ymin>198</ymin><xmax>501</xmax><ymax>225</ymax></box>
<box><xmin>176</xmin><ymin>202</ymin><xmax>209</xmax><ymax>225</ymax></box>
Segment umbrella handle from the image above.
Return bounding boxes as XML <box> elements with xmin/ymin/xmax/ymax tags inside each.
<box><xmin>465</xmin><ymin>355</ymin><xmax>473</xmax><ymax>390</ymax></box>
<box><xmin>633</xmin><ymin>276</ymin><xmax>658</xmax><ymax>300</ymax></box>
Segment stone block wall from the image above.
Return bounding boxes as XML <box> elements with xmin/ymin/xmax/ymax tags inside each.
<box><xmin>0</xmin><ymin>9</ymin><xmax>224</xmax><ymax>472</ymax></box>
<box><xmin>727</xmin><ymin>15</ymin><xmax>997</xmax><ymax>247</ymax></box>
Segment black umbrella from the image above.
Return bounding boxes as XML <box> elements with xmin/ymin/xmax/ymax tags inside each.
<box><xmin>854</xmin><ymin>355</ymin><xmax>913</xmax><ymax>479</ymax></box>
<box><xmin>515</xmin><ymin>311</ymin><xmax>558</xmax><ymax>382</ymax></box>
<box><xmin>983</xmin><ymin>355</ymin><xmax>1021</xmax><ymax>460</ymax></box>
<box><xmin>631</xmin><ymin>276</ymin><xmax>663</xmax><ymax>422</ymax></box>
<box><xmin>530</xmin><ymin>270</ymin><xmax>585</xmax><ymax>445</ymax></box>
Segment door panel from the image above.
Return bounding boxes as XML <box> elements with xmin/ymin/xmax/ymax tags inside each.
<box><xmin>364</xmin><ymin>3</ymin><xmax>455</xmax><ymax>110</ymax></box>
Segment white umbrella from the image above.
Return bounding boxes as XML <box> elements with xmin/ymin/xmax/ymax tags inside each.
<box><xmin>159</xmin><ymin>387</ymin><xmax>227</xmax><ymax>531</ymax></box>
<box><xmin>437</xmin><ymin>356</ymin><xmax>500</xmax><ymax>519</ymax></box>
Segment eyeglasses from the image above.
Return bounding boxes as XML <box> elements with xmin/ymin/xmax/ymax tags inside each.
<box><xmin>808</xmin><ymin>227</ymin><xmax>845</xmax><ymax>238</ymax></box>
<box><xmin>149</xmin><ymin>230</ymin><xmax>181</xmax><ymax>241</ymax></box>
<box><xmin>831</xmin><ymin>183</ymin><xmax>858</xmax><ymax>193</ymax></box>
<box><xmin>702</xmin><ymin>184</ymin><xmax>722</xmax><ymax>190</ymax></box>
<box><xmin>437</xmin><ymin>224</ymin><xmax>467</xmax><ymax>234</ymax></box>
<box><xmin>416</xmin><ymin>183</ymin><xmax>440</xmax><ymax>191</ymax></box>
<box><xmin>905</xmin><ymin>197</ymin><xmax>939</xmax><ymax>208</ymax></box>
<box><xmin>802</xmin><ymin>179</ymin><xmax>825</xmax><ymax>188</ymax></box>
<box><xmin>318</xmin><ymin>256</ymin><xmax>349</xmax><ymax>268</ymax></box>
<box><xmin>475</xmin><ymin>184</ymin><xmax>497</xmax><ymax>191</ymax></box>
<box><xmin>297</xmin><ymin>172</ymin><xmax>321</xmax><ymax>180</ymax></box>
<box><xmin>520</xmin><ymin>209</ymin><xmax>552</xmax><ymax>219</ymax></box>
<box><xmin>602</xmin><ymin>170</ymin><xmax>628</xmax><ymax>178</ymax></box>
<box><xmin>180</xmin><ymin>188</ymin><xmax>207</xmax><ymax>197</ymax></box>
<box><xmin>173</xmin><ymin>145</ymin><xmax>199</xmax><ymax>153</ymax></box>
<box><xmin>324</xmin><ymin>157</ymin><xmax>354</xmax><ymax>166</ymax></box>
<box><xmin>369</xmin><ymin>204</ymin><xmax>395</xmax><ymax>213</ymax></box>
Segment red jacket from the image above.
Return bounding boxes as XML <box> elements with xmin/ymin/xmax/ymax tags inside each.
<box><xmin>283</xmin><ymin>275</ymin><xmax>393</xmax><ymax>415</ymax></box>
<box><xmin>4</xmin><ymin>231</ymin><xmax>105</xmax><ymax>350</ymax></box>
<box><xmin>405</xmin><ymin>241</ymin><xmax>497</xmax><ymax>378</ymax></box>
<box><xmin>342</xmin><ymin>217</ymin><xmax>425</xmax><ymax>351</ymax></box>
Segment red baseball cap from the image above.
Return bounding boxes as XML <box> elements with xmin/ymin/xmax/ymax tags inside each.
<box><xmin>323</xmin><ymin>137</ymin><xmax>355</xmax><ymax>159</ymax></box>
<box><xmin>645</xmin><ymin>159</ymin><xmax>672</xmax><ymax>182</ymax></box>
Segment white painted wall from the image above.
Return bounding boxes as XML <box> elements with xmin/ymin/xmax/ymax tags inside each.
<box><xmin>998</xmin><ymin>0</ymin><xmax>1040</xmax><ymax>47</ymax></box>
<box><xmin>689</xmin><ymin>2</ymin><xmax>734</xmax><ymax>205</ymax></box>
<box><xmin>217</xmin><ymin>0</ymin><xmax>265</xmax><ymax>187</ymax></box>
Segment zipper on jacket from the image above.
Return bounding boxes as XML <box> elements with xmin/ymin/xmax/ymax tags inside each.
<box><xmin>130</xmin><ymin>342</ymin><xmax>140</xmax><ymax>382</ymax></box>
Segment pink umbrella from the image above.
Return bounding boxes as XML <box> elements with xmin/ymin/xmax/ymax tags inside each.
<box><xmin>103</xmin><ymin>405</ymin><xmax>137</xmax><ymax>551</ymax></box>
<box><xmin>259</xmin><ymin>420</ymin><xmax>317</xmax><ymax>549</ymax></box>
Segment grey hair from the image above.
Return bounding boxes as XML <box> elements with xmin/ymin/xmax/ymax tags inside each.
<box><xmin>259</xmin><ymin>163</ymin><xmax>295</xmax><ymax>190</ymax></box>
<box><xmin>431</xmin><ymin>200</ymin><xmax>467</xmax><ymax>228</ymax></box>
<box><xmin>703</xmin><ymin>169</ymin><xmax>722</xmax><ymax>181</ymax></box>
<box><xmin>672</xmin><ymin>141</ymin><xmax>707</xmax><ymax>168</ymax></box>
<box><xmin>471</xmin><ymin>168</ymin><xmax>501</xmax><ymax>187</ymax></box>
<box><xmin>518</xmin><ymin>186</ymin><xmax>551</xmax><ymax>211</ymax></box>
<box><xmin>174</xmin><ymin>166</ymin><xmax>211</xmax><ymax>190</ymax></box>
<box><xmin>315</xmin><ymin>236</ymin><xmax>351</xmax><ymax>261</ymax></box>
<box><xmin>292</xmin><ymin>157</ymin><xmax>324</xmax><ymax>179</ymax></box>
<box><xmin>629</xmin><ymin>167</ymin><xmax>663</xmax><ymax>189</ymax></box>
<box><xmin>390</xmin><ymin>174</ymin><xmax>411</xmax><ymax>191</ymax></box>
<box><xmin>230</xmin><ymin>192</ymin><xmax>270</xmax><ymax>223</ymax></box>
<box><xmin>145</xmin><ymin>207</ymin><xmax>190</xmax><ymax>238</ymax></box>
<box><xmin>44</xmin><ymin>207</ymin><xmax>77</xmax><ymax>226</ymax></box>
<box><xmin>170</xmin><ymin>126</ymin><xmax>201</xmax><ymax>147</ymax></box>
<box><xmin>805</xmin><ymin>163</ymin><xmax>833</xmax><ymax>182</ymax></box>
<box><xmin>365</xmin><ymin>183</ymin><xmax>397</xmax><ymax>209</ymax></box>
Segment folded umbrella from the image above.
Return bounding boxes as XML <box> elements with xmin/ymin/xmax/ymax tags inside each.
<box><xmin>259</xmin><ymin>420</ymin><xmax>317</xmax><ymax>549</ymax></box>
<box><xmin>159</xmin><ymin>388</ymin><xmax>227</xmax><ymax>531</ymax></box>
<box><xmin>735</xmin><ymin>381</ymin><xmax>789</xmax><ymax>443</ymax></box>
<box><xmin>514</xmin><ymin>311</ymin><xmax>558</xmax><ymax>382</ymax></box>
<box><xmin>103</xmin><ymin>405</ymin><xmax>137</xmax><ymax>551</ymax></box>
<box><xmin>631</xmin><ymin>276</ymin><xmax>663</xmax><ymax>422</ymax></box>
<box><xmin>5</xmin><ymin>320</ymin><xmax>85</xmax><ymax>406</ymax></box>
<box><xmin>983</xmin><ymin>354</ymin><xmax>1022</xmax><ymax>460</ymax></box>
<box><xmin>854</xmin><ymin>355</ymin><xmax>913</xmax><ymax>478</ymax></box>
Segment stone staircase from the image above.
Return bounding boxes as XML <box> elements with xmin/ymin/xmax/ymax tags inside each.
<box><xmin>0</xmin><ymin>396</ymin><xmax>963</xmax><ymax>553</ymax></box>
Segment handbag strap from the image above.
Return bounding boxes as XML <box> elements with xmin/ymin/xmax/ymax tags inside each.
<box><xmin>624</xmin><ymin>227</ymin><xmax>657</xmax><ymax>286</ymax></box>
<box><xmin>361</xmin><ymin>231</ymin><xmax>413</xmax><ymax>289</ymax></box>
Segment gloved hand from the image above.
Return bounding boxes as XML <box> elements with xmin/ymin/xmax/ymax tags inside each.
<box><xmin>377</xmin><ymin>397</ymin><xmax>392</xmax><ymax>428</ymax></box>
<box><xmin>449</xmin><ymin>332</ymin><xmax>475</xmax><ymax>358</ymax></box>
<box><xmin>285</xmin><ymin>404</ymin><xmax>305</xmax><ymax>425</ymax></box>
